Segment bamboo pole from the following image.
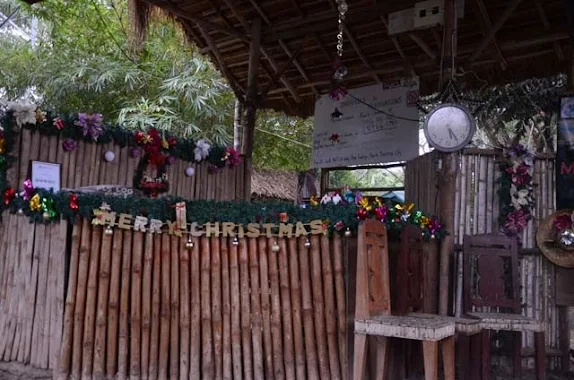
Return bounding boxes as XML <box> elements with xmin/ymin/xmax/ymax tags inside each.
<box><xmin>82</xmin><ymin>226</ymin><xmax>103</xmax><ymax>377</ymax></box>
<box><xmin>239</xmin><ymin>238</ymin><xmax>253</xmax><ymax>380</ymax></box>
<box><xmin>320</xmin><ymin>235</ymin><xmax>342</xmax><ymax>380</ymax></box>
<box><xmin>190</xmin><ymin>237</ymin><xmax>201</xmax><ymax>379</ymax></box>
<box><xmin>11</xmin><ymin>212</ymin><xmax>26</xmax><ymax>362</ymax></box>
<box><xmin>50</xmin><ymin>221</ymin><xmax>67</xmax><ymax>369</ymax></box>
<box><xmin>220</xmin><ymin>237</ymin><xmax>233</xmax><ymax>380</ymax></box>
<box><xmin>201</xmin><ymin>237</ymin><xmax>214</xmax><ymax>379</ymax></box>
<box><xmin>56</xmin><ymin>219</ymin><xmax>82</xmax><ymax>380</ymax></box>
<box><xmin>141</xmin><ymin>232</ymin><xmax>153</xmax><ymax>379</ymax></box>
<box><xmin>332</xmin><ymin>234</ymin><xmax>347</xmax><ymax>379</ymax></box>
<box><xmin>267</xmin><ymin>238</ymin><xmax>285</xmax><ymax>380</ymax></box>
<box><xmin>298</xmin><ymin>236</ymin><xmax>319</xmax><ymax>380</ymax></box>
<box><xmin>170</xmin><ymin>235</ymin><xmax>180</xmax><ymax>380</ymax></box>
<box><xmin>179</xmin><ymin>236</ymin><xmax>191</xmax><ymax>379</ymax></box>
<box><xmin>40</xmin><ymin>222</ymin><xmax>55</xmax><ymax>368</ymax></box>
<box><xmin>229</xmin><ymin>237</ymin><xmax>244</xmax><ymax>380</ymax></box>
<box><xmin>118</xmin><ymin>230</ymin><xmax>133</xmax><ymax>380</ymax></box>
<box><xmin>21</xmin><ymin>221</ymin><xmax>38</xmax><ymax>365</ymax></box>
<box><xmin>107</xmin><ymin>229</ymin><xmax>124</xmax><ymax>378</ymax></box>
<box><xmin>158</xmin><ymin>233</ymin><xmax>171</xmax><ymax>379</ymax></box>
<box><xmin>288</xmin><ymin>236</ymin><xmax>306</xmax><ymax>380</ymax></box>
<box><xmin>130</xmin><ymin>232</ymin><xmax>144</xmax><ymax>380</ymax></box>
<box><xmin>248</xmin><ymin>238</ymin><xmax>265</xmax><ymax>379</ymax></box>
<box><xmin>258</xmin><ymin>238</ymin><xmax>274</xmax><ymax>379</ymax></box>
<box><xmin>149</xmin><ymin>235</ymin><xmax>161</xmax><ymax>380</ymax></box>
<box><xmin>93</xmin><ymin>224</ymin><xmax>113</xmax><ymax>379</ymax></box>
<box><xmin>278</xmin><ymin>238</ymin><xmax>296</xmax><ymax>380</ymax></box>
<box><xmin>310</xmin><ymin>235</ymin><xmax>331</xmax><ymax>379</ymax></box>
<box><xmin>212</xmin><ymin>237</ymin><xmax>223</xmax><ymax>380</ymax></box>
<box><xmin>30</xmin><ymin>224</ymin><xmax>48</xmax><ymax>366</ymax></box>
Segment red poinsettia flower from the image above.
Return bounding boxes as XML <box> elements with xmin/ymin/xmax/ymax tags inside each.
<box><xmin>168</xmin><ymin>137</ymin><xmax>178</xmax><ymax>146</ymax></box>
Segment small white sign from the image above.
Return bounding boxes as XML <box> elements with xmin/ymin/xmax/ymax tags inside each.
<box><xmin>31</xmin><ymin>161</ymin><xmax>61</xmax><ymax>192</ymax></box>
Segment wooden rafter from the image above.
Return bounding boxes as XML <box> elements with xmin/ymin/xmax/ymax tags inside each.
<box><xmin>260</xmin><ymin>39</ymin><xmax>307</xmax><ymax>100</ymax></box>
<box><xmin>220</xmin><ymin>0</ymin><xmax>302</xmax><ymax>103</ymax></box>
<box><xmin>408</xmin><ymin>34</ymin><xmax>437</xmax><ymax>61</ymax></box>
<box><xmin>467</xmin><ymin>0</ymin><xmax>525</xmax><ymax>62</ymax></box>
<box><xmin>472</xmin><ymin>0</ymin><xmax>508</xmax><ymax>69</ymax></box>
<box><xmin>534</xmin><ymin>0</ymin><xmax>564</xmax><ymax>61</ymax></box>
<box><xmin>246</xmin><ymin>0</ymin><xmax>320</xmax><ymax>95</ymax></box>
<box><xmin>145</xmin><ymin>0</ymin><xmax>248</xmax><ymax>42</ymax></box>
<box><xmin>378</xmin><ymin>15</ymin><xmax>416</xmax><ymax>77</ymax></box>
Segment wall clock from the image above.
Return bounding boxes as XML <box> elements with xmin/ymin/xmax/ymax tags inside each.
<box><xmin>423</xmin><ymin>103</ymin><xmax>476</xmax><ymax>152</ymax></box>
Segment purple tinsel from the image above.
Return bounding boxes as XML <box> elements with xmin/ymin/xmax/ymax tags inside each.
<box><xmin>62</xmin><ymin>138</ymin><xmax>77</xmax><ymax>152</ymax></box>
<box><xmin>75</xmin><ymin>113</ymin><xmax>104</xmax><ymax>140</ymax></box>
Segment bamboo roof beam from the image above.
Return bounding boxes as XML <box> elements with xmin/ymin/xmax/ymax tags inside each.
<box><xmin>467</xmin><ymin>0</ymin><xmax>525</xmax><ymax>62</ymax></box>
<box><xmin>534</xmin><ymin>0</ymin><xmax>564</xmax><ymax>61</ymax></box>
<box><xmin>220</xmin><ymin>0</ymin><xmax>302</xmax><ymax>103</ymax></box>
<box><xmin>472</xmin><ymin>0</ymin><xmax>508</xmax><ymax>70</ymax></box>
<box><xmin>246</xmin><ymin>0</ymin><xmax>320</xmax><ymax>95</ymax></box>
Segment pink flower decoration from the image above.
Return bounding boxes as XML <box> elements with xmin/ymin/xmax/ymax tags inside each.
<box><xmin>554</xmin><ymin>214</ymin><xmax>573</xmax><ymax>232</ymax></box>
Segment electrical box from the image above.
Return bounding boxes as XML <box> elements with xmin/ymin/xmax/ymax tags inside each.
<box><xmin>414</xmin><ymin>0</ymin><xmax>444</xmax><ymax>29</ymax></box>
<box><xmin>388</xmin><ymin>8</ymin><xmax>415</xmax><ymax>36</ymax></box>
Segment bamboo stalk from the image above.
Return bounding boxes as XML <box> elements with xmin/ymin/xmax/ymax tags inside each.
<box><xmin>170</xmin><ymin>235</ymin><xmax>180</xmax><ymax>380</ymax></box>
<box><xmin>141</xmin><ymin>232</ymin><xmax>153</xmax><ymax>379</ymax></box>
<box><xmin>220</xmin><ymin>237</ymin><xmax>233</xmax><ymax>380</ymax></box>
<box><xmin>248</xmin><ymin>238</ymin><xmax>264</xmax><ymax>379</ymax></box>
<box><xmin>229</xmin><ymin>237</ymin><xmax>243</xmax><ymax>380</ymax></box>
<box><xmin>320</xmin><ymin>235</ymin><xmax>342</xmax><ymax>380</ymax></box>
<box><xmin>6</xmin><ymin>216</ymin><xmax>21</xmax><ymax>361</ymax></box>
<box><xmin>149</xmin><ymin>235</ymin><xmax>161</xmax><ymax>380</ymax></box>
<box><xmin>30</xmin><ymin>224</ymin><xmax>48</xmax><ymax>366</ymax></box>
<box><xmin>19</xmin><ymin>221</ymin><xmax>37</xmax><ymax>365</ymax></box>
<box><xmin>201</xmin><ymin>237</ymin><xmax>214</xmax><ymax>379</ymax></box>
<box><xmin>93</xmin><ymin>223</ymin><xmax>113</xmax><ymax>379</ymax></box>
<box><xmin>130</xmin><ymin>232</ymin><xmax>144</xmax><ymax>380</ymax></box>
<box><xmin>50</xmin><ymin>221</ymin><xmax>68</xmax><ymax>369</ymax></box>
<box><xmin>288</xmin><ymin>236</ymin><xmax>306</xmax><ymax>380</ymax></box>
<box><xmin>309</xmin><ymin>235</ymin><xmax>331</xmax><ymax>379</ymax></box>
<box><xmin>179</xmin><ymin>236</ymin><xmax>191</xmax><ymax>379</ymax></box>
<box><xmin>56</xmin><ymin>218</ymin><xmax>82</xmax><ymax>380</ymax></box>
<box><xmin>13</xmin><ymin>216</ymin><xmax>33</xmax><ymax>362</ymax></box>
<box><xmin>118</xmin><ymin>230</ymin><xmax>133</xmax><ymax>380</ymax></box>
<box><xmin>17</xmin><ymin>129</ymin><xmax>31</xmax><ymax>188</ymax></box>
<box><xmin>298</xmin><ymin>236</ymin><xmax>319</xmax><ymax>380</ymax></box>
<box><xmin>40</xmin><ymin>222</ymin><xmax>55</xmax><ymax>368</ymax></box>
<box><xmin>332</xmin><ymin>234</ymin><xmax>347</xmax><ymax>379</ymax></box>
<box><xmin>158</xmin><ymin>233</ymin><xmax>171</xmax><ymax>379</ymax></box>
<box><xmin>71</xmin><ymin>220</ymin><xmax>92</xmax><ymax>379</ymax></box>
<box><xmin>267</xmin><ymin>238</ymin><xmax>286</xmax><ymax>380</ymax></box>
<box><xmin>82</xmin><ymin>225</ymin><xmax>103</xmax><ymax>377</ymax></box>
<box><xmin>239</xmin><ymin>238</ymin><xmax>253</xmax><ymax>380</ymax></box>
<box><xmin>211</xmin><ymin>236</ymin><xmax>223</xmax><ymax>380</ymax></box>
<box><xmin>107</xmin><ymin>229</ymin><xmax>124</xmax><ymax>378</ymax></box>
<box><xmin>278</xmin><ymin>238</ymin><xmax>296</xmax><ymax>380</ymax></box>
<box><xmin>190</xmin><ymin>237</ymin><xmax>201</xmax><ymax>379</ymax></box>
<box><xmin>257</xmin><ymin>238</ymin><xmax>274</xmax><ymax>379</ymax></box>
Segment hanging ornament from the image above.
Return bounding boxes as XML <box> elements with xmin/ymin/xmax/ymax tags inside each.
<box><xmin>185</xmin><ymin>167</ymin><xmax>195</xmax><ymax>177</ymax></box>
<box><xmin>21</xmin><ymin>179</ymin><xmax>34</xmax><ymax>200</ymax></box>
<box><xmin>104</xmin><ymin>151</ymin><xmax>115</xmax><ymax>162</ymax></box>
<box><xmin>356</xmin><ymin>208</ymin><xmax>368</xmax><ymax>220</ymax></box>
<box><xmin>42</xmin><ymin>197</ymin><xmax>57</xmax><ymax>220</ymax></box>
<box><xmin>344</xmin><ymin>227</ymin><xmax>352</xmax><ymax>237</ymax></box>
<box><xmin>304</xmin><ymin>238</ymin><xmax>311</xmax><ymax>248</ymax></box>
<box><xmin>175</xmin><ymin>201</ymin><xmax>187</xmax><ymax>231</ymax></box>
<box><xmin>29</xmin><ymin>194</ymin><xmax>41</xmax><ymax>211</ymax></box>
<box><xmin>104</xmin><ymin>225</ymin><xmax>114</xmax><ymax>235</ymax></box>
<box><xmin>186</xmin><ymin>237</ymin><xmax>194</xmax><ymax>249</ymax></box>
<box><xmin>375</xmin><ymin>206</ymin><xmax>389</xmax><ymax>221</ymax></box>
<box><xmin>53</xmin><ymin>117</ymin><xmax>64</xmax><ymax>130</ymax></box>
<box><xmin>279</xmin><ymin>212</ymin><xmax>289</xmax><ymax>223</ymax></box>
<box><xmin>3</xmin><ymin>188</ymin><xmax>15</xmax><ymax>205</ymax></box>
<box><xmin>330</xmin><ymin>133</ymin><xmax>340</xmax><ymax>143</ymax></box>
<box><xmin>69</xmin><ymin>194</ymin><xmax>79</xmax><ymax>211</ymax></box>
<box><xmin>62</xmin><ymin>138</ymin><xmax>77</xmax><ymax>152</ymax></box>
<box><xmin>331</xmin><ymin>108</ymin><xmax>343</xmax><ymax>121</ymax></box>
<box><xmin>271</xmin><ymin>241</ymin><xmax>280</xmax><ymax>253</ymax></box>
<box><xmin>232</xmin><ymin>237</ymin><xmax>239</xmax><ymax>246</ymax></box>
<box><xmin>130</xmin><ymin>147</ymin><xmax>142</xmax><ymax>158</ymax></box>
<box><xmin>310</xmin><ymin>196</ymin><xmax>320</xmax><ymax>207</ymax></box>
<box><xmin>335</xmin><ymin>221</ymin><xmax>345</xmax><ymax>231</ymax></box>
<box><xmin>329</xmin><ymin>86</ymin><xmax>347</xmax><ymax>101</ymax></box>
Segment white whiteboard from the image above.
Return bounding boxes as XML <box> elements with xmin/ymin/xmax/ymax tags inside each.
<box><xmin>312</xmin><ymin>79</ymin><xmax>420</xmax><ymax>168</ymax></box>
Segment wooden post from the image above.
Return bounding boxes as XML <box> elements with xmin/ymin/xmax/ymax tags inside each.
<box><xmin>438</xmin><ymin>0</ymin><xmax>459</xmax><ymax>316</ymax></box>
<box><xmin>241</xmin><ymin>18</ymin><xmax>261</xmax><ymax>201</ymax></box>
<box><xmin>233</xmin><ymin>99</ymin><xmax>243</xmax><ymax>151</ymax></box>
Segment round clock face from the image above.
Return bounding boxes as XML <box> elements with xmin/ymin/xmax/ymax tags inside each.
<box><xmin>423</xmin><ymin>104</ymin><xmax>476</xmax><ymax>152</ymax></box>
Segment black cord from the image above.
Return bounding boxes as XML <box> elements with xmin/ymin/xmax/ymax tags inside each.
<box><xmin>342</xmin><ymin>90</ymin><xmax>420</xmax><ymax>122</ymax></box>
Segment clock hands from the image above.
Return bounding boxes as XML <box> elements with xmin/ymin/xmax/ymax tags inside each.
<box><xmin>447</xmin><ymin>127</ymin><xmax>459</xmax><ymax>142</ymax></box>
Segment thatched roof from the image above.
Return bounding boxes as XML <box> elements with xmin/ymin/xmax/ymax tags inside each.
<box><xmin>251</xmin><ymin>168</ymin><xmax>298</xmax><ymax>201</ymax></box>
<box><xmin>25</xmin><ymin>0</ymin><xmax>572</xmax><ymax>117</ymax></box>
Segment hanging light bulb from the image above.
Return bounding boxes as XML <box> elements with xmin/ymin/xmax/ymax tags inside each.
<box><xmin>331</xmin><ymin>107</ymin><xmax>343</xmax><ymax>120</ymax></box>
<box><xmin>272</xmin><ymin>241</ymin><xmax>280</xmax><ymax>253</ymax></box>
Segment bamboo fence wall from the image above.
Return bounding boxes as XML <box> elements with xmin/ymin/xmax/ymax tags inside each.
<box><xmin>406</xmin><ymin>149</ymin><xmax>560</xmax><ymax>367</ymax></box>
<box><xmin>6</xmin><ymin>129</ymin><xmax>248</xmax><ymax>201</ymax></box>
<box><xmin>42</xmin><ymin>219</ymin><xmax>347</xmax><ymax>380</ymax></box>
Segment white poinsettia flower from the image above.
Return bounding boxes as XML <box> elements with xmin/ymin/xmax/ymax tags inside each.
<box><xmin>320</xmin><ymin>193</ymin><xmax>332</xmax><ymax>204</ymax></box>
<box><xmin>7</xmin><ymin>101</ymin><xmax>37</xmax><ymax>128</ymax></box>
<box><xmin>332</xmin><ymin>193</ymin><xmax>342</xmax><ymax>205</ymax></box>
<box><xmin>511</xmin><ymin>187</ymin><xmax>530</xmax><ymax>209</ymax></box>
<box><xmin>194</xmin><ymin>139</ymin><xmax>211</xmax><ymax>162</ymax></box>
